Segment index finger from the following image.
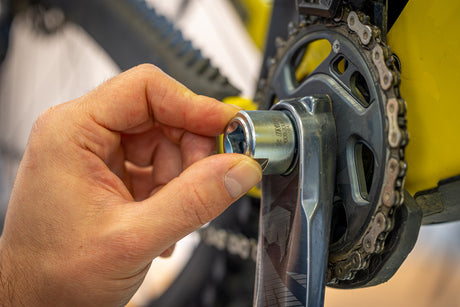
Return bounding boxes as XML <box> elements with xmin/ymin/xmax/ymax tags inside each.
<box><xmin>81</xmin><ymin>64</ymin><xmax>240</xmax><ymax>136</ymax></box>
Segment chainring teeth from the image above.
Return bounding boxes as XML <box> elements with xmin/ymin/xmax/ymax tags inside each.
<box><xmin>258</xmin><ymin>9</ymin><xmax>408</xmax><ymax>287</ymax></box>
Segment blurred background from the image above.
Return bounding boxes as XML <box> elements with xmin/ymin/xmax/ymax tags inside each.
<box><xmin>0</xmin><ymin>0</ymin><xmax>458</xmax><ymax>306</ymax></box>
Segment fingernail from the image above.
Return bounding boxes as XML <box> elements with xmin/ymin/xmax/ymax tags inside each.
<box><xmin>225</xmin><ymin>160</ymin><xmax>262</xmax><ymax>198</ymax></box>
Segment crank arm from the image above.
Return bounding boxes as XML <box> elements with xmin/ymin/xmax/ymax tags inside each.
<box><xmin>224</xmin><ymin>95</ymin><xmax>337</xmax><ymax>306</ymax></box>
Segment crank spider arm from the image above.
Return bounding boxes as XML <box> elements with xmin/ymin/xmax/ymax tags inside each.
<box><xmin>224</xmin><ymin>96</ymin><xmax>337</xmax><ymax>306</ymax></box>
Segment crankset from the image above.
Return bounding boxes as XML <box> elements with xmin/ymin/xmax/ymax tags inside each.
<box><xmin>259</xmin><ymin>8</ymin><xmax>410</xmax><ymax>287</ymax></box>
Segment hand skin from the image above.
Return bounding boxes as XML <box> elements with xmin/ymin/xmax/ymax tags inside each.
<box><xmin>0</xmin><ymin>64</ymin><xmax>262</xmax><ymax>306</ymax></box>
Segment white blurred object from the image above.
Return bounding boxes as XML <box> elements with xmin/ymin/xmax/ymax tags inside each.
<box><xmin>0</xmin><ymin>13</ymin><xmax>119</xmax><ymax>153</ymax></box>
<box><xmin>0</xmin><ymin>12</ymin><xmax>119</xmax><ymax>211</ymax></box>
<box><xmin>129</xmin><ymin>232</ymin><xmax>201</xmax><ymax>306</ymax></box>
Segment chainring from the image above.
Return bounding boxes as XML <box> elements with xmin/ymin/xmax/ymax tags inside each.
<box><xmin>257</xmin><ymin>10</ymin><xmax>408</xmax><ymax>287</ymax></box>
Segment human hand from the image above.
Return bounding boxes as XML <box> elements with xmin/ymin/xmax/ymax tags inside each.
<box><xmin>0</xmin><ymin>64</ymin><xmax>262</xmax><ymax>306</ymax></box>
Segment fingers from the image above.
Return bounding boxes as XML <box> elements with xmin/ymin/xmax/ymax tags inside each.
<box><xmin>180</xmin><ymin>133</ymin><xmax>217</xmax><ymax>169</ymax></box>
<box><xmin>121</xmin><ymin>127</ymin><xmax>162</xmax><ymax>167</ymax></box>
<box><xmin>121</xmin><ymin>128</ymin><xmax>216</xmax><ymax>198</ymax></box>
<box><xmin>121</xmin><ymin>126</ymin><xmax>215</xmax><ymax>170</ymax></box>
<box><xmin>123</xmin><ymin>136</ymin><xmax>181</xmax><ymax>199</ymax></box>
<box><xmin>81</xmin><ymin>64</ymin><xmax>240</xmax><ymax>135</ymax></box>
<box><xmin>125</xmin><ymin>154</ymin><xmax>262</xmax><ymax>256</ymax></box>
<box><xmin>150</xmin><ymin>136</ymin><xmax>182</xmax><ymax>189</ymax></box>
<box><xmin>124</xmin><ymin>163</ymin><xmax>154</xmax><ymax>201</ymax></box>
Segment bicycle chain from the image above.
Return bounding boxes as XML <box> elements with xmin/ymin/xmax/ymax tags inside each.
<box><xmin>257</xmin><ymin>8</ymin><xmax>409</xmax><ymax>285</ymax></box>
<box><xmin>199</xmin><ymin>8</ymin><xmax>408</xmax><ymax>286</ymax></box>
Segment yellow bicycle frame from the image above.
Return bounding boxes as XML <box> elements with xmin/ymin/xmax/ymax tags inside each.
<box><xmin>387</xmin><ymin>0</ymin><xmax>460</xmax><ymax>194</ymax></box>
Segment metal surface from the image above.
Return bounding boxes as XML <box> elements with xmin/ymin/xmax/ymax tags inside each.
<box><xmin>415</xmin><ymin>175</ymin><xmax>460</xmax><ymax>225</ymax></box>
<box><xmin>257</xmin><ymin>9</ymin><xmax>408</xmax><ymax>287</ymax></box>
<box><xmin>347</xmin><ymin>11</ymin><xmax>372</xmax><ymax>45</ymax></box>
<box><xmin>296</xmin><ymin>0</ymin><xmax>341</xmax><ymax>18</ymax></box>
<box><xmin>372</xmin><ymin>45</ymin><xmax>394</xmax><ymax>90</ymax></box>
<box><xmin>254</xmin><ymin>95</ymin><xmax>336</xmax><ymax>306</ymax></box>
<box><xmin>224</xmin><ymin>110</ymin><xmax>296</xmax><ymax>175</ymax></box>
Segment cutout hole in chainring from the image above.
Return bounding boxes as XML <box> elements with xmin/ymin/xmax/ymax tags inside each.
<box><xmin>292</xmin><ymin>39</ymin><xmax>331</xmax><ymax>85</ymax></box>
<box><xmin>333</xmin><ymin>56</ymin><xmax>348</xmax><ymax>75</ymax></box>
<box><xmin>355</xmin><ymin>142</ymin><xmax>375</xmax><ymax>200</ymax></box>
<box><xmin>350</xmin><ymin>71</ymin><xmax>371</xmax><ymax>107</ymax></box>
<box><xmin>330</xmin><ymin>197</ymin><xmax>348</xmax><ymax>246</ymax></box>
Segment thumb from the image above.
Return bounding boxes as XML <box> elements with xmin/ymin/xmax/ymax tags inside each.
<box><xmin>129</xmin><ymin>154</ymin><xmax>262</xmax><ymax>255</ymax></box>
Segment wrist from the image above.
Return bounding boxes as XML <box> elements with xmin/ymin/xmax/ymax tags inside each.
<box><xmin>0</xmin><ymin>239</ymin><xmax>42</xmax><ymax>306</ymax></box>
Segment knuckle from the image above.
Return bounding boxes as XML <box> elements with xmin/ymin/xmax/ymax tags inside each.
<box><xmin>135</xmin><ymin>63</ymin><xmax>161</xmax><ymax>76</ymax></box>
<box><xmin>28</xmin><ymin>107</ymin><xmax>62</xmax><ymax>153</ymax></box>
<box><xmin>31</xmin><ymin>104</ymin><xmax>67</xmax><ymax>138</ymax></box>
<box><xmin>31</xmin><ymin>107</ymin><xmax>55</xmax><ymax>136</ymax></box>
